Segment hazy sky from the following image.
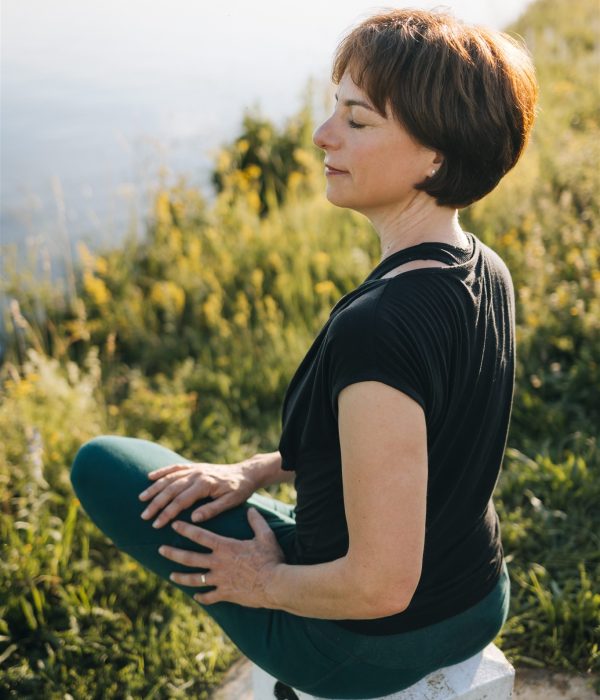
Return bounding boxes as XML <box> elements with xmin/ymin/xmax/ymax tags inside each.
<box><xmin>3</xmin><ymin>0</ymin><xmax>535</xmax><ymax>106</ymax></box>
<box><xmin>1</xmin><ymin>0</ymin><xmax>536</xmax><ymax>260</ymax></box>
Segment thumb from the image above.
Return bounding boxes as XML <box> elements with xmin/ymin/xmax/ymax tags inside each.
<box><xmin>247</xmin><ymin>507</ymin><xmax>271</xmax><ymax>536</ymax></box>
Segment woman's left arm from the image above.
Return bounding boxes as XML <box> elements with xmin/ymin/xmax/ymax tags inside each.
<box><xmin>162</xmin><ymin>379</ymin><xmax>427</xmax><ymax>620</ymax></box>
<box><xmin>265</xmin><ymin>379</ymin><xmax>428</xmax><ymax>619</ymax></box>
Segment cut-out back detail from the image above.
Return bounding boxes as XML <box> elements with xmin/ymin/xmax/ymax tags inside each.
<box><xmin>368</xmin><ymin>233</ymin><xmax>475</xmax><ymax>283</ymax></box>
<box><xmin>380</xmin><ymin>259</ymin><xmax>453</xmax><ymax>280</ymax></box>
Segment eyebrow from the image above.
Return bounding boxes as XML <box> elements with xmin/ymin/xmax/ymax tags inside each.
<box><xmin>334</xmin><ymin>92</ymin><xmax>377</xmax><ymax>113</ymax></box>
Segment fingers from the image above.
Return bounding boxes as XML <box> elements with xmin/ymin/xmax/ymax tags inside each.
<box><xmin>140</xmin><ymin>478</ymin><xmax>200</xmax><ymax>527</ymax></box>
<box><xmin>247</xmin><ymin>507</ymin><xmax>272</xmax><ymax>537</ymax></box>
<box><xmin>152</xmin><ymin>495</ymin><xmax>197</xmax><ymax>528</ymax></box>
<box><xmin>159</xmin><ymin>544</ymin><xmax>211</xmax><ymax>568</ymax></box>
<box><xmin>146</xmin><ymin>463</ymin><xmax>191</xmax><ymax>481</ymax></box>
<box><xmin>169</xmin><ymin>571</ymin><xmax>215</xmax><ymax>587</ymax></box>
<box><xmin>193</xmin><ymin>590</ymin><xmax>220</xmax><ymax>604</ymax></box>
<box><xmin>191</xmin><ymin>494</ymin><xmax>235</xmax><ymax>523</ymax></box>
<box><xmin>171</xmin><ymin>520</ymin><xmax>221</xmax><ymax>549</ymax></box>
<box><xmin>139</xmin><ymin>467</ymin><xmax>192</xmax><ymax>501</ymax></box>
<box><xmin>140</xmin><ymin>477</ymin><xmax>186</xmax><ymax>518</ymax></box>
<box><xmin>144</xmin><ymin>485</ymin><xmax>203</xmax><ymax>528</ymax></box>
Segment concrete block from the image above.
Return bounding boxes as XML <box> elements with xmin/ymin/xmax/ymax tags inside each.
<box><xmin>252</xmin><ymin>643</ymin><xmax>515</xmax><ymax>700</ymax></box>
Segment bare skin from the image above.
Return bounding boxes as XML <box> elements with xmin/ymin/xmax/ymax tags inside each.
<box><xmin>139</xmin><ymin>461</ymin><xmax>260</xmax><ymax>528</ymax></box>
<box><xmin>380</xmin><ymin>259</ymin><xmax>453</xmax><ymax>279</ymax></box>
<box><xmin>160</xmin><ymin>513</ymin><xmax>286</xmax><ymax>608</ymax></box>
<box><xmin>139</xmin><ymin>450</ymin><xmax>292</xmax><ymax>526</ymax></box>
<box><xmin>138</xmin><ymin>455</ymin><xmax>289</xmax><ymax>607</ymax></box>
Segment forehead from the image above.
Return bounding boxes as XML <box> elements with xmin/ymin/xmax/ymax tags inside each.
<box><xmin>337</xmin><ymin>70</ymin><xmax>366</xmax><ymax>98</ymax></box>
<box><xmin>335</xmin><ymin>71</ymin><xmax>389</xmax><ymax>118</ymax></box>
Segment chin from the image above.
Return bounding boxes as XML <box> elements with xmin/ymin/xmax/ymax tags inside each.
<box><xmin>325</xmin><ymin>186</ymin><xmax>358</xmax><ymax>209</ymax></box>
<box><xmin>325</xmin><ymin>190</ymin><xmax>372</xmax><ymax>217</ymax></box>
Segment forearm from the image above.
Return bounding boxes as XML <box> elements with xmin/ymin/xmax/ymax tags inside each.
<box><xmin>244</xmin><ymin>450</ymin><xmax>295</xmax><ymax>488</ymax></box>
<box><xmin>264</xmin><ymin>556</ymin><xmax>398</xmax><ymax>620</ymax></box>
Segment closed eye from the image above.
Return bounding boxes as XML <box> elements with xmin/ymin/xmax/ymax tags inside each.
<box><xmin>348</xmin><ymin>120</ymin><xmax>365</xmax><ymax>129</ymax></box>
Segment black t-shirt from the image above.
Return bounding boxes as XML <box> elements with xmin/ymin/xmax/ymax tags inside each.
<box><xmin>277</xmin><ymin>231</ymin><xmax>515</xmax><ymax>634</ymax></box>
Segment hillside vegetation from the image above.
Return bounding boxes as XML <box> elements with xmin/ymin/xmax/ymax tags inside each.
<box><xmin>1</xmin><ymin>0</ymin><xmax>598</xmax><ymax>696</ymax></box>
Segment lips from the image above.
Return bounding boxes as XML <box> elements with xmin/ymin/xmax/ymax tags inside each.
<box><xmin>324</xmin><ymin>164</ymin><xmax>349</xmax><ymax>173</ymax></box>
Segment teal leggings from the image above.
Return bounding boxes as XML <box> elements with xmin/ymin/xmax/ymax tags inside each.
<box><xmin>70</xmin><ymin>435</ymin><xmax>510</xmax><ymax>700</ymax></box>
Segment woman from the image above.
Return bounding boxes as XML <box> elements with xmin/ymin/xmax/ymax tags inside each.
<box><xmin>70</xmin><ymin>8</ymin><xmax>538</xmax><ymax>699</ymax></box>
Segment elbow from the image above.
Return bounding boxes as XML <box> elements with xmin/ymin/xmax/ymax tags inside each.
<box><xmin>358</xmin><ymin>578</ymin><xmax>418</xmax><ymax>619</ymax></box>
<box><xmin>373</xmin><ymin>589</ymin><xmax>413</xmax><ymax>619</ymax></box>
<box><xmin>345</xmin><ymin>553</ymin><xmax>422</xmax><ymax>619</ymax></box>
<box><xmin>354</xmin><ymin>591</ymin><xmax>409</xmax><ymax>620</ymax></box>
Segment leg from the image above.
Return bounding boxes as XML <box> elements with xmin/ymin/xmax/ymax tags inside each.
<box><xmin>246</xmin><ymin>490</ymin><xmax>297</xmax><ymax>522</ymax></box>
<box><xmin>69</xmin><ymin>435</ymin><xmax>353</xmax><ymax>691</ymax></box>
<box><xmin>71</xmin><ymin>435</ymin><xmax>511</xmax><ymax>698</ymax></box>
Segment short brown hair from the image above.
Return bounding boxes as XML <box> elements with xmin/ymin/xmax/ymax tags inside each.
<box><xmin>331</xmin><ymin>7</ymin><xmax>539</xmax><ymax>208</ymax></box>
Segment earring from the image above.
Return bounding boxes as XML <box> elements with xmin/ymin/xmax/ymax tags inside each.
<box><xmin>430</xmin><ymin>169</ymin><xmax>437</xmax><ymax>176</ymax></box>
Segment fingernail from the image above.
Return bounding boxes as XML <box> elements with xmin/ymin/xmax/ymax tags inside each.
<box><xmin>169</xmin><ymin>573</ymin><xmax>176</xmax><ymax>581</ymax></box>
<box><xmin>152</xmin><ymin>520</ymin><xmax>161</xmax><ymax>528</ymax></box>
<box><xmin>141</xmin><ymin>509</ymin><xmax>149</xmax><ymax>518</ymax></box>
<box><xmin>139</xmin><ymin>491</ymin><xmax>147</xmax><ymax>499</ymax></box>
<box><xmin>158</xmin><ymin>546</ymin><xmax>166</xmax><ymax>555</ymax></box>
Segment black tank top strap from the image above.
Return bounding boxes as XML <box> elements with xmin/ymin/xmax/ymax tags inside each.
<box><xmin>366</xmin><ymin>236</ymin><xmax>474</xmax><ymax>282</ymax></box>
<box><xmin>329</xmin><ymin>234</ymin><xmax>475</xmax><ymax>317</ymax></box>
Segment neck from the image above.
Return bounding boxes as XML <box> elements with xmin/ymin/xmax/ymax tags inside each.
<box><xmin>365</xmin><ymin>193</ymin><xmax>467</xmax><ymax>263</ymax></box>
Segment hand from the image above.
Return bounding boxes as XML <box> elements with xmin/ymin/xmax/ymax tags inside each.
<box><xmin>138</xmin><ymin>459</ymin><xmax>259</xmax><ymax>529</ymax></box>
<box><xmin>159</xmin><ymin>507</ymin><xmax>286</xmax><ymax>608</ymax></box>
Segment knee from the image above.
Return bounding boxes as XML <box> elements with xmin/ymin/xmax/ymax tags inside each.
<box><xmin>70</xmin><ymin>435</ymin><xmax>119</xmax><ymax>500</ymax></box>
<box><xmin>70</xmin><ymin>435</ymin><xmax>147</xmax><ymax>544</ymax></box>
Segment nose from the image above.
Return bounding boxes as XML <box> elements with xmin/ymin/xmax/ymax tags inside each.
<box><xmin>312</xmin><ymin>114</ymin><xmax>337</xmax><ymax>151</ymax></box>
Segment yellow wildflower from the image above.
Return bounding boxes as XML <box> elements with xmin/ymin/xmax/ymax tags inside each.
<box><xmin>155</xmin><ymin>191</ymin><xmax>172</xmax><ymax>226</ymax></box>
<box><xmin>288</xmin><ymin>171</ymin><xmax>303</xmax><ymax>192</ymax></box>
<box><xmin>217</xmin><ymin>150</ymin><xmax>232</xmax><ymax>172</ymax></box>
<box><xmin>245</xmin><ymin>164</ymin><xmax>261</xmax><ymax>179</ymax></box>
<box><xmin>251</xmin><ymin>268</ymin><xmax>264</xmax><ymax>291</ymax></box>
<box><xmin>150</xmin><ymin>281</ymin><xmax>185</xmax><ymax>315</ymax></box>
<box><xmin>84</xmin><ymin>271</ymin><xmax>111</xmax><ymax>306</ymax></box>
<box><xmin>246</xmin><ymin>190</ymin><xmax>261</xmax><ymax>213</ymax></box>
<box><xmin>202</xmin><ymin>293</ymin><xmax>223</xmax><ymax>327</ymax></box>
<box><xmin>95</xmin><ymin>256</ymin><xmax>108</xmax><ymax>275</ymax></box>
<box><xmin>315</xmin><ymin>280</ymin><xmax>336</xmax><ymax>295</ymax></box>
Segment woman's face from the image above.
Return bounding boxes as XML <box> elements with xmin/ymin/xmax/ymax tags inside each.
<box><xmin>312</xmin><ymin>70</ymin><xmax>440</xmax><ymax>218</ymax></box>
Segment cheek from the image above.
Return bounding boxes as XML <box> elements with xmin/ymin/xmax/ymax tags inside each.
<box><xmin>358</xmin><ymin>149</ymin><xmax>410</xmax><ymax>192</ymax></box>
<box><xmin>351</xmin><ymin>144</ymin><xmax>388</xmax><ymax>183</ymax></box>
<box><xmin>368</xmin><ymin>143</ymin><xmax>425</xmax><ymax>189</ymax></box>
<box><xmin>347</xmin><ymin>154</ymin><xmax>426</xmax><ymax>211</ymax></box>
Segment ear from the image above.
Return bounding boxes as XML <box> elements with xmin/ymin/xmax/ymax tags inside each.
<box><xmin>432</xmin><ymin>151</ymin><xmax>444</xmax><ymax>168</ymax></box>
<box><xmin>425</xmin><ymin>151</ymin><xmax>444</xmax><ymax>179</ymax></box>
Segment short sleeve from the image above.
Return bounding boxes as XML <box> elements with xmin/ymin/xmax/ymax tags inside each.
<box><xmin>326</xmin><ymin>283</ymin><xmax>433</xmax><ymax>419</ymax></box>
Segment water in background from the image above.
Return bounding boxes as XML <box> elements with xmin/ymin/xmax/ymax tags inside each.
<box><xmin>1</xmin><ymin>0</ymin><xmax>534</xmax><ymax>280</ymax></box>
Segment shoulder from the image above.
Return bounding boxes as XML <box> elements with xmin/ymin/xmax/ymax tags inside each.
<box><xmin>479</xmin><ymin>239</ymin><xmax>515</xmax><ymax>289</ymax></box>
<box><xmin>324</xmin><ymin>280</ymin><xmax>443</xmax><ymax>417</ymax></box>
<box><xmin>328</xmin><ymin>285</ymin><xmax>383</xmax><ymax>340</ymax></box>
<box><xmin>329</xmin><ymin>274</ymin><xmax>455</xmax><ymax>345</ymax></box>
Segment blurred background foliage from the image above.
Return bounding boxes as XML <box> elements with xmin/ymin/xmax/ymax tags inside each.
<box><xmin>1</xmin><ymin>0</ymin><xmax>599</xmax><ymax>696</ymax></box>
